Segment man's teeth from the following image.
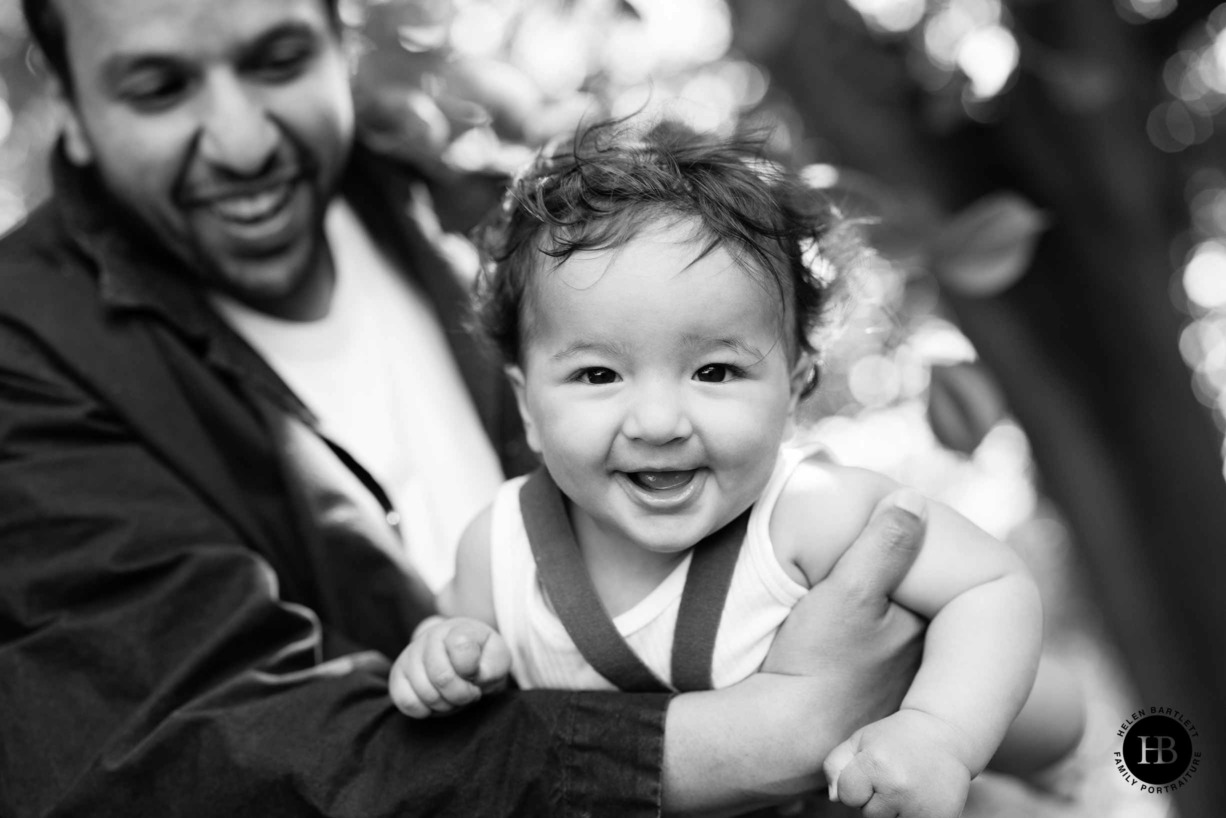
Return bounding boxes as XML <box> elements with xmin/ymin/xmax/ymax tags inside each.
<box><xmin>632</xmin><ymin>471</ymin><xmax>695</xmax><ymax>491</ymax></box>
<box><xmin>209</xmin><ymin>185</ymin><xmax>291</xmax><ymax>223</ymax></box>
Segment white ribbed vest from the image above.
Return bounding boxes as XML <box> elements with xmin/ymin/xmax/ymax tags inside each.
<box><xmin>489</xmin><ymin>446</ymin><xmax>818</xmax><ymax>691</ymax></box>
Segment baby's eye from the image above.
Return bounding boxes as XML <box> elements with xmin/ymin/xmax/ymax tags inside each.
<box><xmin>694</xmin><ymin>364</ymin><xmax>739</xmax><ymax>383</ymax></box>
<box><xmin>576</xmin><ymin>367</ymin><xmax>620</xmax><ymax>385</ymax></box>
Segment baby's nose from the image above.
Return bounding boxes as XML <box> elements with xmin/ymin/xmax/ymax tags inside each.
<box><xmin>623</xmin><ymin>386</ymin><xmax>693</xmax><ymax>444</ymax></box>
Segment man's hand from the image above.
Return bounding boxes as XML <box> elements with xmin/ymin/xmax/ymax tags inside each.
<box><xmin>762</xmin><ymin>488</ymin><xmax>928</xmax><ymax>757</ymax></box>
<box><xmin>389</xmin><ymin>617</ymin><xmax>511</xmax><ymax>719</ymax></box>
<box><xmin>764</xmin><ymin>489</ymin><xmax>928</xmax><ymax>677</ymax></box>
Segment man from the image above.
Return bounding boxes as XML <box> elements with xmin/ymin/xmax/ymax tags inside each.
<box><xmin>0</xmin><ymin>0</ymin><xmax>925</xmax><ymax>814</ymax></box>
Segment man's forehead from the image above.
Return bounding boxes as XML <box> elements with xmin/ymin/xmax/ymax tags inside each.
<box><xmin>54</xmin><ymin>0</ymin><xmax>331</xmax><ymax>59</ymax></box>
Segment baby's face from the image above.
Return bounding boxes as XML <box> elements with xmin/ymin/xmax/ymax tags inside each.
<box><xmin>510</xmin><ymin>217</ymin><xmax>804</xmax><ymax>557</ymax></box>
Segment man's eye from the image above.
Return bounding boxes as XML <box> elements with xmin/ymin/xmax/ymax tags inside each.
<box><xmin>694</xmin><ymin>364</ymin><xmax>738</xmax><ymax>383</ymax></box>
<box><xmin>250</xmin><ymin>40</ymin><xmax>315</xmax><ymax>81</ymax></box>
<box><xmin>119</xmin><ymin>73</ymin><xmax>189</xmax><ymax>110</ymax></box>
<box><xmin>577</xmin><ymin>368</ymin><xmax>619</xmax><ymax>385</ymax></box>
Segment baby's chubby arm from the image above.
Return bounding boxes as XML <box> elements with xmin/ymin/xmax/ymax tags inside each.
<box><xmin>389</xmin><ymin>506</ymin><xmax>511</xmax><ymax>718</ymax></box>
<box><xmin>771</xmin><ymin>461</ymin><xmax>1042</xmax><ymax>801</ymax></box>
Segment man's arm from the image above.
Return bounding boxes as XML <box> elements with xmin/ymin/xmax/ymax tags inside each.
<box><xmin>0</xmin><ymin>320</ymin><xmax>927</xmax><ymax>817</ymax></box>
<box><xmin>0</xmin><ymin>324</ymin><xmax>665</xmax><ymax>818</ymax></box>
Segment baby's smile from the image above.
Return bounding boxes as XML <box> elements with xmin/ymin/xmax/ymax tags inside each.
<box><xmin>627</xmin><ymin>470</ymin><xmax>697</xmax><ymax>491</ymax></box>
<box><xmin>615</xmin><ymin>468</ymin><xmax>708</xmax><ymax>510</ymax></box>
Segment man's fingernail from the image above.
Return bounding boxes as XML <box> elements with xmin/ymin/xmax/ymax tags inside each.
<box><xmin>892</xmin><ymin>489</ymin><xmax>926</xmax><ymax>518</ymax></box>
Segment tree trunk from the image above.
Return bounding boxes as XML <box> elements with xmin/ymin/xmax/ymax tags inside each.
<box><xmin>737</xmin><ymin>2</ymin><xmax>1226</xmax><ymax>815</ymax></box>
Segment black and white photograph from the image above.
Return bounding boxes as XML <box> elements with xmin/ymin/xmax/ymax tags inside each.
<box><xmin>0</xmin><ymin>0</ymin><xmax>1221</xmax><ymax>815</ymax></box>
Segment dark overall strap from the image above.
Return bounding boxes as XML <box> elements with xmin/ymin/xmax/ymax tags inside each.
<box><xmin>670</xmin><ymin>505</ymin><xmax>749</xmax><ymax>691</ymax></box>
<box><xmin>519</xmin><ymin>468</ymin><xmax>749</xmax><ymax>692</ymax></box>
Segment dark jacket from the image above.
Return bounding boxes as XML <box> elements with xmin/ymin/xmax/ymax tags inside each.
<box><xmin>0</xmin><ymin>145</ymin><xmax>666</xmax><ymax>817</ymax></box>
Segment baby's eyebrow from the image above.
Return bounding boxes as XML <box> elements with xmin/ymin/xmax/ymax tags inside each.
<box><xmin>680</xmin><ymin>334</ymin><xmax>765</xmax><ymax>359</ymax></box>
<box><xmin>551</xmin><ymin>340</ymin><xmax>630</xmax><ymax>361</ymax></box>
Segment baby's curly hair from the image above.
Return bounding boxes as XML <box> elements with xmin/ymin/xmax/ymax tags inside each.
<box><xmin>472</xmin><ymin>118</ymin><xmax>860</xmax><ymax>397</ymax></box>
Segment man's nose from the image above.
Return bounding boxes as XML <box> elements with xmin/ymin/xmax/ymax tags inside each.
<box><xmin>622</xmin><ymin>381</ymin><xmax>693</xmax><ymax>445</ymax></box>
<box><xmin>196</xmin><ymin>74</ymin><xmax>279</xmax><ymax>175</ymax></box>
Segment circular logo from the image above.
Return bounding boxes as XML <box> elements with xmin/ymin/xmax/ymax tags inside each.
<box><xmin>1122</xmin><ymin>716</ymin><xmax>1192</xmax><ymax>784</ymax></box>
<box><xmin>1114</xmin><ymin>707</ymin><xmax>1202</xmax><ymax>793</ymax></box>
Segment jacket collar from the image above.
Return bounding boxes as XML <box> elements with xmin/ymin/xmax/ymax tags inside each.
<box><xmin>52</xmin><ymin>146</ymin><xmax>218</xmax><ymax>337</ymax></box>
<box><xmin>51</xmin><ymin>145</ymin><xmax>324</xmax><ymax>424</ymax></box>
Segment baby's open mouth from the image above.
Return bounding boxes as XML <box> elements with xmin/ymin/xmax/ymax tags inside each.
<box><xmin>628</xmin><ymin>470</ymin><xmax>697</xmax><ymax>491</ymax></box>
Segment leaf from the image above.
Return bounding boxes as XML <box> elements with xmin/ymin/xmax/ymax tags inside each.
<box><xmin>440</xmin><ymin>57</ymin><xmax>544</xmax><ymax>140</ymax></box>
<box><xmin>356</xmin><ymin>86</ymin><xmax>451</xmax><ymax>161</ymax></box>
<box><xmin>926</xmin><ymin>362</ymin><xmax>1008</xmax><ymax>455</ymax></box>
<box><xmin>929</xmin><ymin>192</ymin><xmax>1049</xmax><ymax>297</ymax></box>
<box><xmin>361</xmin><ymin>0</ymin><xmax>455</xmax><ymax>52</ymax></box>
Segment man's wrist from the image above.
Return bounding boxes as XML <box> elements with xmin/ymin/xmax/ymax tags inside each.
<box><xmin>663</xmin><ymin>674</ymin><xmax>831</xmax><ymax>816</ymax></box>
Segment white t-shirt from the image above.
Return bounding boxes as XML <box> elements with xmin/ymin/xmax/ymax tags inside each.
<box><xmin>210</xmin><ymin>199</ymin><xmax>504</xmax><ymax>592</ymax></box>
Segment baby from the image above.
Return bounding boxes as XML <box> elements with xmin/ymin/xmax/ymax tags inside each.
<box><xmin>391</xmin><ymin>120</ymin><xmax>1082</xmax><ymax>816</ymax></box>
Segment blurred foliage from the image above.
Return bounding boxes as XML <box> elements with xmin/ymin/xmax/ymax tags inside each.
<box><xmin>349</xmin><ymin>0</ymin><xmax>1225</xmax><ymax>487</ymax></box>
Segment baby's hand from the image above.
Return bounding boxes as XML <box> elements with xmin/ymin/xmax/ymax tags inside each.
<box><xmin>390</xmin><ymin>617</ymin><xmax>511</xmax><ymax>719</ymax></box>
<box><xmin>823</xmin><ymin>709</ymin><xmax>972</xmax><ymax>818</ymax></box>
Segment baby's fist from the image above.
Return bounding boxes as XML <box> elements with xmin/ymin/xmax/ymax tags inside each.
<box><xmin>390</xmin><ymin>617</ymin><xmax>511</xmax><ymax>719</ymax></box>
<box><xmin>824</xmin><ymin>710</ymin><xmax>971</xmax><ymax>818</ymax></box>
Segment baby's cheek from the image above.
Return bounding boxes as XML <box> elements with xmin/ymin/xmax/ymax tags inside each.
<box><xmin>538</xmin><ymin>409</ymin><xmax>611</xmax><ymax>469</ymax></box>
<box><xmin>709</xmin><ymin>410</ymin><xmax>786</xmax><ymax>489</ymax></box>
<box><xmin>715</xmin><ymin>437</ymin><xmax>777</xmax><ymax>488</ymax></box>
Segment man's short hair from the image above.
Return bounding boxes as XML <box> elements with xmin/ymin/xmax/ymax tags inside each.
<box><xmin>473</xmin><ymin>117</ymin><xmax>862</xmax><ymax>396</ymax></box>
<box><xmin>22</xmin><ymin>0</ymin><xmax>343</xmax><ymax>96</ymax></box>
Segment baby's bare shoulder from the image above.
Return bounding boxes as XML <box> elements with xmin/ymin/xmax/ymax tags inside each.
<box><xmin>769</xmin><ymin>457</ymin><xmax>901</xmax><ymax>587</ymax></box>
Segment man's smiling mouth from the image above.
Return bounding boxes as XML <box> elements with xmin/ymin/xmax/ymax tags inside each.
<box><xmin>180</xmin><ymin>168</ymin><xmax>311</xmax><ymax>252</ymax></box>
<box><xmin>206</xmin><ymin>183</ymin><xmax>295</xmax><ymax>225</ymax></box>
<box><xmin>181</xmin><ymin>154</ymin><xmax>308</xmax><ymax>230</ymax></box>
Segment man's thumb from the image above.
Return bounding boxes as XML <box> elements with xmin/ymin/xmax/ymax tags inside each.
<box><xmin>827</xmin><ymin>489</ymin><xmax>927</xmax><ymax>603</ymax></box>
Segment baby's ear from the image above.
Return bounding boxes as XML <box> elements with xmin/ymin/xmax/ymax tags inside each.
<box><xmin>505</xmin><ymin>366</ymin><xmax>542</xmax><ymax>454</ymax></box>
<box><xmin>788</xmin><ymin>356</ymin><xmax>817</xmax><ymax>410</ymax></box>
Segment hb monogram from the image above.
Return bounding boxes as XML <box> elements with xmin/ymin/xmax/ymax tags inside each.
<box><xmin>1135</xmin><ymin>735</ymin><xmax>1178</xmax><ymax>765</ymax></box>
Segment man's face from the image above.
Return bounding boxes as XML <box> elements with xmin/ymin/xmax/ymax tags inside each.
<box><xmin>55</xmin><ymin>0</ymin><xmax>354</xmax><ymax>317</ymax></box>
